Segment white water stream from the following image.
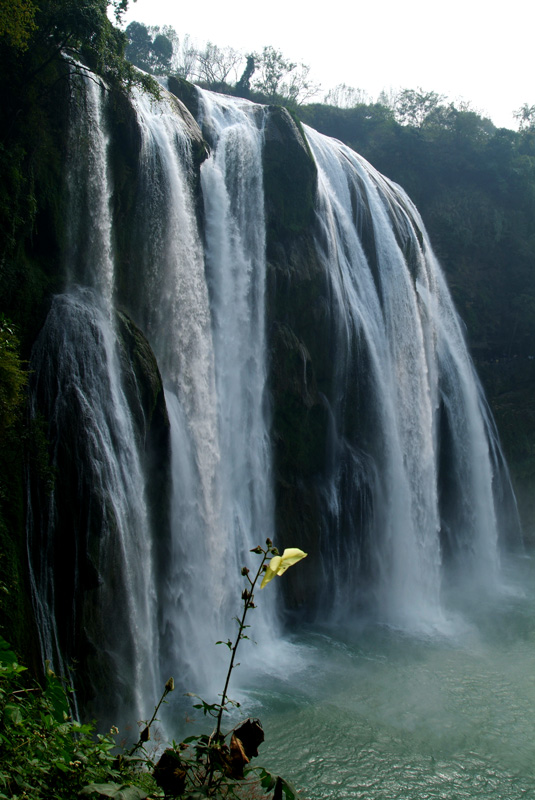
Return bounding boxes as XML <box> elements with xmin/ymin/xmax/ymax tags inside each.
<box><xmin>27</xmin><ymin>76</ymin><xmax>525</xmax><ymax>780</ymax></box>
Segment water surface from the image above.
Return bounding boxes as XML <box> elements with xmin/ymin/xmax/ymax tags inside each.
<box><xmin>237</xmin><ymin>552</ymin><xmax>535</xmax><ymax>799</ymax></box>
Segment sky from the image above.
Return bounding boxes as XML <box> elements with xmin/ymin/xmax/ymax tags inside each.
<box><xmin>120</xmin><ymin>0</ymin><xmax>535</xmax><ymax>130</ymax></box>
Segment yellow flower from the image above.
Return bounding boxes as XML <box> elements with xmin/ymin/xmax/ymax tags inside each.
<box><xmin>260</xmin><ymin>548</ymin><xmax>307</xmax><ymax>589</ymax></box>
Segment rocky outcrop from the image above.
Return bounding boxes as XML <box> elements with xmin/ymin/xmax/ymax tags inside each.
<box><xmin>262</xmin><ymin>108</ymin><xmax>328</xmax><ymax>608</ymax></box>
<box><xmin>263</xmin><ymin>106</ymin><xmax>317</xmax><ymax>243</ymax></box>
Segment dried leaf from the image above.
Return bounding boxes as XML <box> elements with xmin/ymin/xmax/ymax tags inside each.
<box><xmin>228</xmin><ymin>733</ymin><xmax>249</xmax><ymax>778</ymax></box>
<box><xmin>233</xmin><ymin>718</ymin><xmax>265</xmax><ymax>758</ymax></box>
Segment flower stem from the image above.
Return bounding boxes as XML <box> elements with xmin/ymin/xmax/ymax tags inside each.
<box><xmin>214</xmin><ymin>548</ymin><xmax>269</xmax><ymax>741</ymax></box>
<box><xmin>127</xmin><ymin>683</ymin><xmax>172</xmax><ymax>758</ymax></box>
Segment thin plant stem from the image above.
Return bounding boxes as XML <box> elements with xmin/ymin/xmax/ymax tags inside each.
<box><xmin>214</xmin><ymin>549</ymin><xmax>269</xmax><ymax>741</ymax></box>
<box><xmin>127</xmin><ymin>683</ymin><xmax>172</xmax><ymax>758</ymax></box>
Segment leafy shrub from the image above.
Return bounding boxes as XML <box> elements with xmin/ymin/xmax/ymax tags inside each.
<box><xmin>0</xmin><ymin>542</ymin><xmax>308</xmax><ymax>799</ymax></box>
<box><xmin>0</xmin><ymin>635</ymin><xmax>153</xmax><ymax>799</ymax></box>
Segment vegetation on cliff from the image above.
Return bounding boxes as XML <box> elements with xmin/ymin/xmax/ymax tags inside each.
<box><xmin>0</xmin><ymin>0</ymin><xmax>158</xmax><ymax>346</ymax></box>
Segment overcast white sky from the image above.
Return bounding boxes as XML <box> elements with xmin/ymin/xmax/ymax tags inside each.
<box><xmin>120</xmin><ymin>0</ymin><xmax>534</xmax><ymax>129</ymax></box>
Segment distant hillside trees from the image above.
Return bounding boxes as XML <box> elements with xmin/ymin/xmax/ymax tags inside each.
<box><xmin>514</xmin><ymin>103</ymin><xmax>535</xmax><ymax>131</ymax></box>
<box><xmin>249</xmin><ymin>46</ymin><xmax>320</xmax><ymax>104</ymax></box>
<box><xmin>324</xmin><ymin>84</ymin><xmax>371</xmax><ymax>108</ymax></box>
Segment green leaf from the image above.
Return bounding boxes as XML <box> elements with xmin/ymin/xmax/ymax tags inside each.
<box><xmin>44</xmin><ymin>672</ymin><xmax>70</xmax><ymax>722</ymax></box>
<box><xmin>114</xmin><ymin>789</ymin><xmax>150</xmax><ymax>800</ymax></box>
<box><xmin>3</xmin><ymin>703</ymin><xmax>23</xmax><ymax>724</ymax></box>
<box><xmin>0</xmin><ymin>635</ymin><xmax>18</xmax><ymax>667</ymax></box>
<box><xmin>80</xmin><ymin>783</ymin><xmax>121</xmax><ymax>797</ymax></box>
<box><xmin>259</xmin><ymin>769</ymin><xmax>277</xmax><ymax>791</ymax></box>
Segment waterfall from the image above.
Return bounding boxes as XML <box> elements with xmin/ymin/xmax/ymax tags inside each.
<box><xmin>28</xmin><ymin>80</ymin><xmax>279</xmax><ymax>721</ymax></box>
<box><xmin>196</xmin><ymin>91</ymin><xmax>274</xmax><ymax>642</ymax></box>
<box><xmin>128</xmin><ymin>87</ymin><xmax>277</xmax><ymax>695</ymax></box>
<box><xmin>27</xmin><ymin>74</ymin><xmax>162</xmax><ymax>723</ymax></box>
<box><xmin>129</xmin><ymin>89</ymin><xmax>222</xmax><ymax>693</ymax></box>
<box><xmin>63</xmin><ymin>73</ymin><xmax>115</xmax><ymax>306</ymax></box>
<box><xmin>26</xmin><ymin>74</ymin><xmax>520</xmax><ymax>727</ymax></box>
<box><xmin>28</xmin><ymin>289</ymin><xmax>161</xmax><ymax>721</ymax></box>
<box><xmin>305</xmin><ymin>126</ymin><xmax>511</xmax><ymax>629</ymax></box>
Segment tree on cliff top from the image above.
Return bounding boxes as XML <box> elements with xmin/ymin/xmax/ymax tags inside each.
<box><xmin>250</xmin><ymin>45</ymin><xmax>320</xmax><ymax>105</ymax></box>
<box><xmin>125</xmin><ymin>20</ymin><xmax>174</xmax><ymax>74</ymax></box>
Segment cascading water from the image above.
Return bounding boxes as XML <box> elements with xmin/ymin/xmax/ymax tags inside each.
<box><xmin>63</xmin><ymin>73</ymin><xmax>115</xmax><ymax>306</ymax></box>
<box><xmin>28</xmin><ymin>289</ymin><xmax>161</xmax><ymax>721</ymax></box>
<box><xmin>195</xmin><ymin>90</ymin><xmax>275</xmax><ymax>648</ymax></box>
<box><xmin>129</xmin><ymin>88</ymin><xmax>223</xmax><ymax>694</ymax></box>
<box><xmin>128</xmin><ymin>87</ymin><xmax>278</xmax><ymax>696</ymax></box>
<box><xmin>28</xmin><ymin>79</ymin><xmax>280</xmax><ymax>722</ymax></box>
<box><xmin>27</xmin><ymin>74</ymin><xmax>161</xmax><ymax>723</ymax></box>
<box><xmin>26</xmin><ymin>70</ymin><xmax>521</xmax><ymax>741</ymax></box>
<box><xmin>304</xmin><ymin>126</ymin><xmax>514</xmax><ymax>629</ymax></box>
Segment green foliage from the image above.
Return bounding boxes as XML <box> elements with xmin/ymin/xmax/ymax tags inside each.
<box><xmin>0</xmin><ymin>634</ymin><xmax>155</xmax><ymax>799</ymax></box>
<box><xmin>0</xmin><ymin>0</ymin><xmax>37</xmax><ymax>50</ymax></box>
<box><xmin>393</xmin><ymin>87</ymin><xmax>446</xmax><ymax>127</ymax></box>
<box><xmin>0</xmin><ymin>320</ymin><xmax>32</xmax><ymax>657</ymax></box>
<box><xmin>514</xmin><ymin>103</ymin><xmax>535</xmax><ymax>132</ymax></box>
<box><xmin>323</xmin><ymin>83</ymin><xmax>371</xmax><ymax>108</ymax></box>
<box><xmin>252</xmin><ymin>46</ymin><xmax>295</xmax><ymax>101</ymax></box>
<box><xmin>123</xmin><ymin>24</ymin><xmax>320</xmax><ymax>108</ymax></box>
<box><xmin>80</xmin><ymin>783</ymin><xmax>149</xmax><ymax>798</ymax></box>
<box><xmin>248</xmin><ymin>46</ymin><xmax>320</xmax><ymax>107</ymax></box>
<box><xmin>0</xmin><ymin>319</ymin><xmax>27</xmax><ymax>436</ymax></box>
<box><xmin>0</xmin><ymin>545</ymin><xmax>306</xmax><ymax>799</ymax></box>
<box><xmin>22</xmin><ymin>0</ymin><xmax>156</xmax><ymax>91</ymax></box>
<box><xmin>0</xmin><ymin>1</ymin><xmax>159</xmax><ymax>321</ymax></box>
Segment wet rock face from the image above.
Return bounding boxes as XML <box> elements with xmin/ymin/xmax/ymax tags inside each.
<box><xmin>166</xmin><ymin>76</ymin><xmax>209</xmax><ymax>165</ymax></box>
<box><xmin>261</xmin><ymin>109</ymin><xmax>327</xmax><ymax>608</ymax></box>
<box><xmin>263</xmin><ymin>105</ymin><xmax>317</xmax><ymax>244</ymax></box>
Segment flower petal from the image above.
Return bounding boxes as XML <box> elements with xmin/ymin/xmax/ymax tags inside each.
<box><xmin>269</xmin><ymin>555</ymin><xmax>282</xmax><ymax>572</ymax></box>
<box><xmin>260</xmin><ymin>551</ymin><xmax>307</xmax><ymax>587</ymax></box>
<box><xmin>276</xmin><ymin>548</ymin><xmax>307</xmax><ymax>575</ymax></box>
<box><xmin>260</xmin><ymin>567</ymin><xmax>276</xmax><ymax>589</ymax></box>
<box><xmin>260</xmin><ymin>556</ymin><xmax>282</xmax><ymax>589</ymax></box>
